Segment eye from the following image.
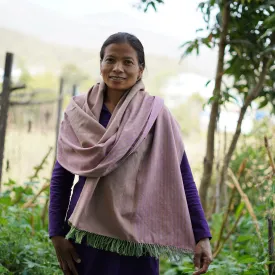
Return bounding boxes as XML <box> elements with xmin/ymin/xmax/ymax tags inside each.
<box><xmin>105</xmin><ymin>58</ymin><xmax>114</xmax><ymax>63</ymax></box>
<box><xmin>124</xmin><ymin>60</ymin><xmax>133</xmax><ymax>65</ymax></box>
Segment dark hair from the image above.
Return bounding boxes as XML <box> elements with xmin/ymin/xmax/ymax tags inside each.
<box><xmin>100</xmin><ymin>32</ymin><xmax>145</xmax><ymax>69</ymax></box>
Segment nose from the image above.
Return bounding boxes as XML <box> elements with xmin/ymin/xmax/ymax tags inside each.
<box><xmin>112</xmin><ymin>61</ymin><xmax>123</xmax><ymax>73</ymax></box>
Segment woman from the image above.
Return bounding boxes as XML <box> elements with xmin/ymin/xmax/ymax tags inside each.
<box><xmin>49</xmin><ymin>32</ymin><xmax>212</xmax><ymax>275</ymax></box>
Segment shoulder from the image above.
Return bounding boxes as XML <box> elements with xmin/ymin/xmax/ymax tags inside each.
<box><xmin>72</xmin><ymin>93</ymin><xmax>86</xmax><ymax>106</ymax></box>
<box><xmin>72</xmin><ymin>83</ymin><xmax>100</xmax><ymax>107</ymax></box>
<box><xmin>66</xmin><ymin>84</ymin><xmax>96</xmax><ymax>111</ymax></box>
<box><xmin>64</xmin><ymin>94</ymin><xmax>86</xmax><ymax>113</ymax></box>
<box><xmin>154</xmin><ymin>96</ymin><xmax>172</xmax><ymax>117</ymax></box>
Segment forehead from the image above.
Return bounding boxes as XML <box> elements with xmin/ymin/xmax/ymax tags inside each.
<box><xmin>104</xmin><ymin>43</ymin><xmax>138</xmax><ymax>59</ymax></box>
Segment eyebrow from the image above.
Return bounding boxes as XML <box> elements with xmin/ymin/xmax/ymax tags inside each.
<box><xmin>105</xmin><ymin>55</ymin><xmax>134</xmax><ymax>60</ymax></box>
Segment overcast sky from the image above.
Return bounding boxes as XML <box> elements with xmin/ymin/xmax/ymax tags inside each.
<box><xmin>23</xmin><ymin>0</ymin><xmax>204</xmax><ymax>41</ymax></box>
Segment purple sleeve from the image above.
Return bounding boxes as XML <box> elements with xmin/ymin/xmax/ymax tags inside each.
<box><xmin>49</xmin><ymin>160</ymin><xmax>75</xmax><ymax>238</ymax></box>
<box><xmin>181</xmin><ymin>152</ymin><xmax>212</xmax><ymax>243</ymax></box>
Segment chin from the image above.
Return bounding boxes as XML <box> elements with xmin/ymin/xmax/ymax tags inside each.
<box><xmin>106</xmin><ymin>81</ymin><xmax>133</xmax><ymax>91</ymax></box>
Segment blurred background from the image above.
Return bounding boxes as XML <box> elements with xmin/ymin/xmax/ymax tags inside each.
<box><xmin>0</xmin><ymin>0</ymin><xmax>274</xmax><ymax>274</ymax></box>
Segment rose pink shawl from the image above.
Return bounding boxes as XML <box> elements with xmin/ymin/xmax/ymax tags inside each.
<box><xmin>57</xmin><ymin>80</ymin><xmax>195</xmax><ymax>262</ymax></box>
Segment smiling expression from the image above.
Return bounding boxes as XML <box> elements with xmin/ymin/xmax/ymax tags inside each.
<box><xmin>100</xmin><ymin>43</ymin><xmax>144</xmax><ymax>92</ymax></box>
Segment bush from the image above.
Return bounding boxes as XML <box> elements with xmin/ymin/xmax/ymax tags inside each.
<box><xmin>0</xmin><ymin>148</ymin><xmax>62</xmax><ymax>274</ymax></box>
<box><xmin>0</xmin><ymin>204</ymin><xmax>61</xmax><ymax>274</ymax></box>
<box><xmin>159</xmin><ymin>128</ymin><xmax>274</xmax><ymax>274</ymax></box>
<box><xmin>0</xmin><ymin>179</ymin><xmax>61</xmax><ymax>274</ymax></box>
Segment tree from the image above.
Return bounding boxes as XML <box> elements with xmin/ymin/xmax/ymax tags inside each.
<box><xmin>137</xmin><ymin>0</ymin><xmax>275</xmax><ymax>211</ymax></box>
<box><xmin>61</xmin><ymin>63</ymin><xmax>88</xmax><ymax>87</ymax></box>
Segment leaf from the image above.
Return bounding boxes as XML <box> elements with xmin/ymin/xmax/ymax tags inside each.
<box><xmin>258</xmin><ymin>27</ymin><xmax>275</xmax><ymax>41</ymax></box>
<box><xmin>0</xmin><ymin>264</ymin><xmax>11</xmax><ymax>275</ymax></box>
<box><xmin>179</xmin><ymin>40</ymin><xmax>193</xmax><ymax>49</ymax></box>
<box><xmin>238</xmin><ymin>256</ymin><xmax>257</xmax><ymax>264</ymax></box>
<box><xmin>0</xmin><ymin>197</ymin><xmax>11</xmax><ymax>206</ymax></box>
<box><xmin>0</xmin><ymin>216</ymin><xmax>8</xmax><ymax>225</ymax></box>
<box><xmin>260</xmin><ymin>46</ymin><xmax>275</xmax><ymax>56</ymax></box>
<box><xmin>4</xmin><ymin>179</ymin><xmax>16</xmax><ymax>186</ymax></box>
<box><xmin>205</xmin><ymin>80</ymin><xmax>212</xmax><ymax>87</ymax></box>
<box><xmin>196</xmin><ymin>28</ymin><xmax>204</xmax><ymax>33</ymax></box>
<box><xmin>263</xmin><ymin>13</ymin><xmax>275</xmax><ymax>28</ymax></box>
<box><xmin>197</xmin><ymin>2</ymin><xmax>205</xmax><ymax>11</ymax></box>
<box><xmin>145</xmin><ymin>1</ymin><xmax>156</xmax><ymax>12</ymax></box>
<box><xmin>228</xmin><ymin>39</ymin><xmax>255</xmax><ymax>48</ymax></box>
<box><xmin>232</xmin><ymin>46</ymin><xmax>242</xmax><ymax>57</ymax></box>
<box><xmin>236</xmin><ymin>235</ymin><xmax>253</xmax><ymax>242</ymax></box>
<box><xmin>210</xmin><ymin>0</ymin><xmax>216</xmax><ymax>6</ymax></box>
<box><xmin>24</xmin><ymin>259</ymin><xmax>44</xmax><ymax>268</ymax></box>
<box><xmin>150</xmin><ymin>2</ymin><xmax>156</xmax><ymax>11</ymax></box>
<box><xmin>258</xmin><ymin>98</ymin><xmax>269</xmax><ymax>109</ymax></box>
<box><xmin>164</xmin><ymin>269</ymin><xmax>177</xmax><ymax>275</ymax></box>
<box><xmin>201</xmin><ymin>38</ymin><xmax>212</xmax><ymax>48</ymax></box>
<box><xmin>235</xmin><ymin>201</ymin><xmax>245</xmax><ymax>218</ymax></box>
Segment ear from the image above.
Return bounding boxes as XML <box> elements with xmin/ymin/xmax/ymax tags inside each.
<box><xmin>137</xmin><ymin>67</ymin><xmax>144</xmax><ymax>81</ymax></box>
<box><xmin>100</xmin><ymin>63</ymin><xmax>103</xmax><ymax>75</ymax></box>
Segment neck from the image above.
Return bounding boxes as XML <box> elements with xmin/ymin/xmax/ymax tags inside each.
<box><xmin>104</xmin><ymin>88</ymin><xmax>127</xmax><ymax>107</ymax></box>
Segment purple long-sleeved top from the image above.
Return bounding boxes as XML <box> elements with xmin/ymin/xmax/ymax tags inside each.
<box><xmin>49</xmin><ymin>102</ymin><xmax>211</xmax><ymax>275</ymax></box>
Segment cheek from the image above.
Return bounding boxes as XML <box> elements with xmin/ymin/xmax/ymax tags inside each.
<box><xmin>127</xmin><ymin>68</ymin><xmax>140</xmax><ymax>78</ymax></box>
<box><xmin>101</xmin><ymin>63</ymin><xmax>111</xmax><ymax>72</ymax></box>
<box><xmin>101</xmin><ymin>67</ymin><xmax>110</xmax><ymax>78</ymax></box>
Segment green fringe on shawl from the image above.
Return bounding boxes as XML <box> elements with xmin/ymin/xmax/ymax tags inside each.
<box><xmin>66</xmin><ymin>225</ymin><xmax>193</xmax><ymax>263</ymax></box>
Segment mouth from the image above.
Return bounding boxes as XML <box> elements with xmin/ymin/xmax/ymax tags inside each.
<box><xmin>109</xmin><ymin>76</ymin><xmax>126</xmax><ymax>81</ymax></box>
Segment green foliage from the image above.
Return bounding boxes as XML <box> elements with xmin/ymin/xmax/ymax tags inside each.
<box><xmin>231</xmin><ymin>122</ymin><xmax>275</xmax><ymax>217</ymax></box>
<box><xmin>0</xmin><ymin>205</ymin><xmax>60</xmax><ymax>274</ymax></box>
<box><xmin>181</xmin><ymin>0</ymin><xmax>275</xmax><ymax>111</ymax></box>
<box><xmin>159</xmin><ymin>120</ymin><xmax>274</xmax><ymax>274</ymax></box>
<box><xmin>0</xmin><ymin>150</ymin><xmax>61</xmax><ymax>274</ymax></box>
<box><xmin>136</xmin><ymin>0</ymin><xmax>165</xmax><ymax>12</ymax></box>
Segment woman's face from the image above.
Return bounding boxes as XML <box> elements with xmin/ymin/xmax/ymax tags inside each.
<box><xmin>100</xmin><ymin>43</ymin><xmax>143</xmax><ymax>92</ymax></box>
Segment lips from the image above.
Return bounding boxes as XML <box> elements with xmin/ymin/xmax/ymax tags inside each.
<box><xmin>109</xmin><ymin>76</ymin><xmax>126</xmax><ymax>81</ymax></box>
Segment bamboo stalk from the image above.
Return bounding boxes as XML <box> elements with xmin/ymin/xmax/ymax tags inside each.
<box><xmin>213</xmin><ymin>209</ymin><xmax>245</xmax><ymax>258</ymax></box>
<box><xmin>29</xmin><ymin>147</ymin><xmax>53</xmax><ymax>182</ymax></box>
<box><xmin>228</xmin><ymin>168</ymin><xmax>263</xmax><ymax>244</ymax></box>
<box><xmin>214</xmin><ymin>187</ymin><xmax>236</xmax><ymax>251</ymax></box>
<box><xmin>214</xmin><ymin>159</ymin><xmax>247</xmax><ymax>251</ymax></box>
<box><xmin>41</xmin><ymin>197</ymin><xmax>49</xmax><ymax>227</ymax></box>
<box><xmin>22</xmin><ymin>183</ymin><xmax>50</xmax><ymax>209</ymax></box>
<box><xmin>264</xmin><ymin>136</ymin><xmax>275</xmax><ymax>174</ymax></box>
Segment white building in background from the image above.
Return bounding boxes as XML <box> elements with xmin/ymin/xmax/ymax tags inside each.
<box><xmin>162</xmin><ymin>72</ymin><xmax>269</xmax><ymax>134</ymax></box>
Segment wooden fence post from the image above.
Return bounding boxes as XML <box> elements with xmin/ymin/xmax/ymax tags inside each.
<box><xmin>0</xmin><ymin>52</ymin><xmax>13</xmax><ymax>192</ymax></box>
<box><xmin>53</xmin><ymin>78</ymin><xmax>64</xmax><ymax>162</ymax></box>
<box><xmin>72</xmin><ymin>84</ymin><xmax>77</xmax><ymax>97</ymax></box>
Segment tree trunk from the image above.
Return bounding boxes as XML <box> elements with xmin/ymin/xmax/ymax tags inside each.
<box><xmin>218</xmin><ymin>57</ymin><xmax>270</xmax><ymax>206</ymax></box>
<box><xmin>199</xmin><ymin>0</ymin><xmax>230</xmax><ymax>211</ymax></box>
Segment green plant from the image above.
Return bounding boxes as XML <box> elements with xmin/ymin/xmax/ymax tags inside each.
<box><xmin>0</xmin><ymin>148</ymin><xmax>61</xmax><ymax>274</ymax></box>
